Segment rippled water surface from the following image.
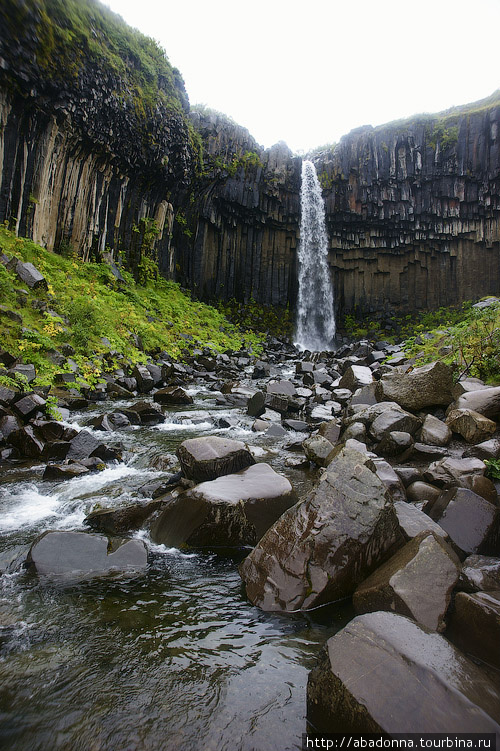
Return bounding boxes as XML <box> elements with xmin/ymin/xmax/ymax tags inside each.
<box><xmin>0</xmin><ymin>374</ymin><xmax>351</xmax><ymax>751</ymax></box>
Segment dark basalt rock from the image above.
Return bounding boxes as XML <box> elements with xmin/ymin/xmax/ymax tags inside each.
<box><xmin>43</xmin><ymin>463</ymin><xmax>90</xmax><ymax>481</ymax></box>
<box><xmin>12</xmin><ymin>393</ymin><xmax>46</xmax><ymax>420</ymax></box>
<box><xmin>66</xmin><ymin>430</ymin><xmax>101</xmax><ymax>461</ymax></box>
<box><xmin>447</xmin><ymin>590</ymin><xmax>500</xmax><ymax>668</ymax></box>
<box><xmin>26</xmin><ymin>531</ymin><xmax>147</xmax><ymax>577</ymax></box>
<box><xmin>176</xmin><ymin>436</ymin><xmax>255</xmax><ymax>483</ymax></box>
<box><xmin>428</xmin><ymin>487</ymin><xmax>500</xmax><ymax>556</ymax></box>
<box><xmin>353</xmin><ymin>531</ymin><xmax>460</xmax><ymax>631</ymax></box>
<box><xmin>376</xmin><ymin>361</ymin><xmax>454</xmax><ymax>411</ymax></box>
<box><xmin>128</xmin><ymin>401</ymin><xmax>165</xmax><ymax>425</ymax></box>
<box><xmin>307</xmin><ymin>611</ymin><xmax>500</xmax><ymax>733</ymax></box>
<box><xmin>150</xmin><ymin>463</ymin><xmax>296</xmax><ymax>548</ymax></box>
<box><xmin>153</xmin><ymin>387</ymin><xmax>193</xmax><ymax>406</ymax></box>
<box><xmin>458</xmin><ymin>554</ymin><xmax>500</xmax><ymax>592</ymax></box>
<box><xmin>85</xmin><ymin>498</ymin><xmax>170</xmax><ymax>536</ymax></box>
<box><xmin>239</xmin><ymin>447</ymin><xmax>404</xmax><ymax>612</ymax></box>
<box><xmin>8</xmin><ymin>425</ymin><xmax>45</xmax><ymax>458</ymax></box>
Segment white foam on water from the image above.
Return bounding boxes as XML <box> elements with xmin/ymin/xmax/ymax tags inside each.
<box><xmin>0</xmin><ymin>464</ymin><xmax>147</xmax><ymax>533</ymax></box>
<box><xmin>134</xmin><ymin>530</ymin><xmax>198</xmax><ymax>559</ymax></box>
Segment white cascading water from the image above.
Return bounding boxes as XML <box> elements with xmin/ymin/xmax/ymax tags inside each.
<box><xmin>295</xmin><ymin>160</ymin><xmax>336</xmax><ymax>351</ymax></box>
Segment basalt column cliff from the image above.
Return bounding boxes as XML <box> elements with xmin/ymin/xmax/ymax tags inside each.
<box><xmin>0</xmin><ymin>0</ymin><xmax>499</xmax><ymax>316</ymax></box>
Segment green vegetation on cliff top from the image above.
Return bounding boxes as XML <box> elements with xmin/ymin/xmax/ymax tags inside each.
<box><xmin>0</xmin><ymin>226</ymin><xmax>263</xmax><ymax>391</ymax></box>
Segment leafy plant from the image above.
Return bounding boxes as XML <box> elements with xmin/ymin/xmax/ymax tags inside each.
<box><xmin>484</xmin><ymin>458</ymin><xmax>500</xmax><ymax>480</ymax></box>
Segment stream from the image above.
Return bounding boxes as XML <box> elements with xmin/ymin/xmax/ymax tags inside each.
<box><xmin>0</xmin><ymin>364</ymin><xmax>352</xmax><ymax>751</ymax></box>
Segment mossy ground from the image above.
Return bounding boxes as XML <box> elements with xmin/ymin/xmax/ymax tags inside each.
<box><xmin>0</xmin><ymin>226</ymin><xmax>263</xmax><ymax>391</ymax></box>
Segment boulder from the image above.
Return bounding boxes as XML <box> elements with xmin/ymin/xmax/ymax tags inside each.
<box><xmin>447</xmin><ymin>590</ymin><xmax>500</xmax><ymax>668</ymax></box>
<box><xmin>128</xmin><ymin>401</ymin><xmax>165</xmax><ymax>425</ymax></box>
<box><xmin>8</xmin><ymin>425</ymin><xmax>45</xmax><ymax>458</ymax></box>
<box><xmin>353</xmin><ymin>531</ymin><xmax>460</xmax><ymax>631</ymax></box>
<box><xmin>394</xmin><ymin>500</ymin><xmax>448</xmax><ymax>541</ymax></box>
<box><xmin>85</xmin><ymin>498</ymin><xmax>168</xmax><ymax>535</ymax></box>
<box><xmin>406</xmin><ymin>480</ymin><xmax>441</xmax><ymax>504</ymax></box>
<box><xmin>12</xmin><ymin>393</ymin><xmax>46</xmax><ymax>420</ymax></box>
<box><xmin>428</xmin><ymin>487</ymin><xmax>500</xmax><ymax>556</ymax></box>
<box><xmin>15</xmin><ymin>260</ymin><xmax>47</xmax><ymax>289</ymax></box>
<box><xmin>239</xmin><ymin>447</ymin><xmax>404</xmax><ymax>611</ymax></box>
<box><xmin>375</xmin><ymin>430</ymin><xmax>413</xmax><ymax>457</ymax></box>
<box><xmin>153</xmin><ymin>387</ymin><xmax>193</xmax><ymax>405</ymax></box>
<box><xmin>420</xmin><ymin>414</ymin><xmax>452</xmax><ymax>446</ymax></box>
<box><xmin>132</xmin><ymin>364</ymin><xmax>155</xmax><ymax>393</ymax></box>
<box><xmin>177</xmin><ymin>436</ymin><xmax>255</xmax><ymax>483</ymax></box>
<box><xmin>66</xmin><ymin>430</ymin><xmax>101</xmax><ymax>461</ymax></box>
<box><xmin>376</xmin><ymin>361</ymin><xmax>454</xmax><ymax>411</ymax></box>
<box><xmin>43</xmin><ymin>463</ymin><xmax>90</xmax><ymax>481</ymax></box>
<box><xmin>423</xmin><ymin>456</ymin><xmax>486</xmax><ymax>489</ymax></box>
<box><xmin>446</xmin><ymin>408</ymin><xmax>497</xmax><ymax>444</ymax></box>
<box><xmin>26</xmin><ymin>531</ymin><xmax>147</xmax><ymax>577</ymax></box>
<box><xmin>463</xmin><ymin>438</ymin><xmax>500</xmax><ymax>460</ymax></box>
<box><xmin>368</xmin><ymin>404</ymin><xmax>421</xmax><ymax>441</ymax></box>
<box><xmin>307</xmin><ymin>611</ymin><xmax>500</xmax><ymax>733</ymax></box>
<box><xmin>367</xmin><ymin>458</ymin><xmax>407</xmax><ymax>503</ymax></box>
<box><xmin>302</xmin><ymin>435</ymin><xmax>336</xmax><ymax>467</ymax></box>
<box><xmin>338</xmin><ymin>365</ymin><xmax>373</xmax><ymax>391</ymax></box>
<box><xmin>246</xmin><ymin>391</ymin><xmax>266</xmax><ymax>417</ymax></box>
<box><xmin>459</xmin><ymin>555</ymin><xmax>500</xmax><ymax>592</ymax></box>
<box><xmin>0</xmin><ymin>414</ymin><xmax>21</xmax><ymax>440</ymax></box>
<box><xmin>150</xmin><ymin>463</ymin><xmax>296</xmax><ymax>548</ymax></box>
<box><xmin>266</xmin><ymin>380</ymin><xmax>296</xmax><ymax>397</ymax></box>
<box><xmin>452</xmin><ymin>386</ymin><xmax>500</xmax><ymax>419</ymax></box>
<box><xmin>317</xmin><ymin>420</ymin><xmax>341</xmax><ymax>445</ymax></box>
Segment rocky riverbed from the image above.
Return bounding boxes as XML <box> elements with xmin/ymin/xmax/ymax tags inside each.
<box><xmin>1</xmin><ymin>335</ymin><xmax>500</xmax><ymax>746</ymax></box>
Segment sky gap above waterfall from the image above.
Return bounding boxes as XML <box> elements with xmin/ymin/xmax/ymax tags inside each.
<box><xmin>105</xmin><ymin>0</ymin><xmax>500</xmax><ymax>154</ymax></box>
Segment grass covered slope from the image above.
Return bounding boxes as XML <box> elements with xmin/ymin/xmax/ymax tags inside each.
<box><xmin>0</xmin><ymin>226</ymin><xmax>263</xmax><ymax>391</ymax></box>
<box><xmin>400</xmin><ymin>300</ymin><xmax>500</xmax><ymax>384</ymax></box>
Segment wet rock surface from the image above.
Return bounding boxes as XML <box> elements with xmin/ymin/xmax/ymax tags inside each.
<box><xmin>176</xmin><ymin>436</ymin><xmax>255</xmax><ymax>483</ymax></box>
<box><xmin>150</xmin><ymin>463</ymin><xmax>296</xmax><ymax>548</ymax></box>
<box><xmin>239</xmin><ymin>447</ymin><xmax>404</xmax><ymax>611</ymax></box>
<box><xmin>307</xmin><ymin>611</ymin><xmax>500</xmax><ymax>733</ymax></box>
<box><xmin>27</xmin><ymin>531</ymin><xmax>148</xmax><ymax>577</ymax></box>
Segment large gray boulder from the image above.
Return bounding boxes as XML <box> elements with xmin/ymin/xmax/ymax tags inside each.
<box><xmin>307</xmin><ymin>611</ymin><xmax>500</xmax><ymax>733</ymax></box>
<box><xmin>302</xmin><ymin>435</ymin><xmax>335</xmax><ymax>467</ymax></box>
<box><xmin>177</xmin><ymin>436</ymin><xmax>255</xmax><ymax>483</ymax></box>
<box><xmin>376</xmin><ymin>361</ymin><xmax>454</xmax><ymax>411</ymax></box>
<box><xmin>393</xmin><ymin>501</ymin><xmax>448</xmax><ymax>542</ymax></box>
<box><xmin>150</xmin><ymin>463</ymin><xmax>296</xmax><ymax>548</ymax></box>
<box><xmin>452</xmin><ymin>386</ymin><xmax>500</xmax><ymax>419</ymax></box>
<box><xmin>420</xmin><ymin>413</ymin><xmax>452</xmax><ymax>446</ymax></box>
<box><xmin>446</xmin><ymin>408</ymin><xmax>497</xmax><ymax>444</ymax></box>
<box><xmin>27</xmin><ymin>531</ymin><xmax>147</xmax><ymax>577</ymax></box>
<box><xmin>339</xmin><ymin>365</ymin><xmax>373</xmax><ymax>391</ymax></box>
<box><xmin>239</xmin><ymin>447</ymin><xmax>404</xmax><ymax>612</ymax></box>
<box><xmin>353</xmin><ymin>531</ymin><xmax>460</xmax><ymax>631</ymax></box>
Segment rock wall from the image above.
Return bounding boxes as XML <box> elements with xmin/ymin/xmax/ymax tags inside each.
<box><xmin>0</xmin><ymin>0</ymin><xmax>499</xmax><ymax>316</ymax></box>
<box><xmin>313</xmin><ymin>100</ymin><xmax>500</xmax><ymax>316</ymax></box>
<box><xmin>0</xmin><ymin>0</ymin><xmax>194</xmax><ymax>269</ymax></box>
<box><xmin>171</xmin><ymin>111</ymin><xmax>301</xmax><ymax>306</ymax></box>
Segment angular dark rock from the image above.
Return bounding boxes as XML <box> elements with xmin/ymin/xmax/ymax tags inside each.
<box><xmin>376</xmin><ymin>361</ymin><xmax>454</xmax><ymax>411</ymax></box>
<box><xmin>428</xmin><ymin>487</ymin><xmax>500</xmax><ymax>556</ymax></box>
<box><xmin>15</xmin><ymin>260</ymin><xmax>47</xmax><ymax>289</ymax></box>
<box><xmin>307</xmin><ymin>611</ymin><xmax>500</xmax><ymax>733</ymax></box>
<box><xmin>8</xmin><ymin>425</ymin><xmax>45</xmax><ymax>458</ymax></box>
<box><xmin>246</xmin><ymin>391</ymin><xmax>266</xmax><ymax>417</ymax></box>
<box><xmin>458</xmin><ymin>555</ymin><xmax>500</xmax><ymax>592</ymax></box>
<box><xmin>66</xmin><ymin>430</ymin><xmax>101</xmax><ymax>461</ymax></box>
<box><xmin>353</xmin><ymin>531</ymin><xmax>460</xmax><ymax>631</ymax></box>
<box><xmin>43</xmin><ymin>463</ymin><xmax>90</xmax><ymax>480</ymax></box>
<box><xmin>446</xmin><ymin>408</ymin><xmax>497</xmax><ymax>444</ymax></box>
<box><xmin>12</xmin><ymin>393</ymin><xmax>46</xmax><ymax>420</ymax></box>
<box><xmin>393</xmin><ymin>500</ymin><xmax>448</xmax><ymax>541</ymax></box>
<box><xmin>447</xmin><ymin>590</ymin><xmax>500</xmax><ymax>668</ymax></box>
<box><xmin>85</xmin><ymin>498</ymin><xmax>169</xmax><ymax>535</ymax></box>
<box><xmin>153</xmin><ymin>387</ymin><xmax>193</xmax><ymax>405</ymax></box>
<box><xmin>177</xmin><ymin>436</ymin><xmax>255</xmax><ymax>483</ymax></box>
<box><xmin>302</xmin><ymin>435</ymin><xmax>336</xmax><ymax>467</ymax></box>
<box><xmin>239</xmin><ymin>447</ymin><xmax>404</xmax><ymax>611</ymax></box>
<box><xmin>151</xmin><ymin>463</ymin><xmax>296</xmax><ymax>548</ymax></box>
<box><xmin>27</xmin><ymin>531</ymin><xmax>147</xmax><ymax>577</ymax></box>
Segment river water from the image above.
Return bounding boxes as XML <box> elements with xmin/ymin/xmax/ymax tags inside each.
<box><xmin>0</xmin><ymin>366</ymin><xmax>352</xmax><ymax>751</ymax></box>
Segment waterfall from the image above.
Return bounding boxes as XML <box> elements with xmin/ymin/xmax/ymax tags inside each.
<box><xmin>295</xmin><ymin>160</ymin><xmax>336</xmax><ymax>351</ymax></box>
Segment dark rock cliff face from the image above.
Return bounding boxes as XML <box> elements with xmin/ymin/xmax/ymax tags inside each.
<box><xmin>0</xmin><ymin>0</ymin><xmax>194</xmax><ymax>267</ymax></box>
<box><xmin>171</xmin><ymin>111</ymin><xmax>301</xmax><ymax>306</ymax></box>
<box><xmin>313</xmin><ymin>102</ymin><xmax>500</xmax><ymax>316</ymax></box>
<box><xmin>0</xmin><ymin>0</ymin><xmax>499</xmax><ymax>316</ymax></box>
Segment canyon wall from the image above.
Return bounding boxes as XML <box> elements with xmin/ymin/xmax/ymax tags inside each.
<box><xmin>0</xmin><ymin>0</ymin><xmax>499</xmax><ymax>316</ymax></box>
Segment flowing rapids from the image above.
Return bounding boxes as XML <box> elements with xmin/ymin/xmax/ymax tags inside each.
<box><xmin>0</xmin><ymin>366</ymin><xmax>351</xmax><ymax>751</ymax></box>
<box><xmin>295</xmin><ymin>160</ymin><xmax>336</xmax><ymax>352</ymax></box>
